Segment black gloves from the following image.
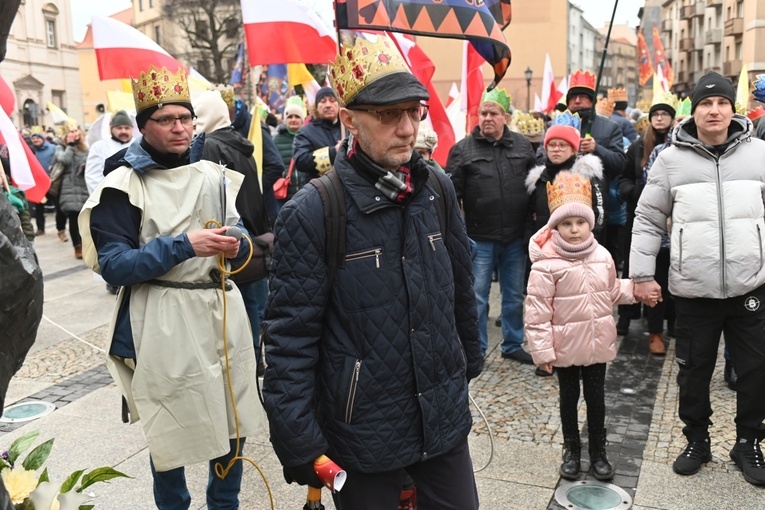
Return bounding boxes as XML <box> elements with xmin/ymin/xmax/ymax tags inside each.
<box><xmin>283</xmin><ymin>462</ymin><xmax>324</xmax><ymax>489</ymax></box>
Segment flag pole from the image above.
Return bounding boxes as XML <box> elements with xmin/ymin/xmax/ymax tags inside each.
<box><xmin>586</xmin><ymin>0</ymin><xmax>620</xmax><ymax>136</ymax></box>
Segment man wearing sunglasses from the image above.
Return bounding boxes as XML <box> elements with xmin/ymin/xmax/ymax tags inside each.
<box><xmin>263</xmin><ymin>35</ymin><xmax>481</xmax><ymax>510</ymax></box>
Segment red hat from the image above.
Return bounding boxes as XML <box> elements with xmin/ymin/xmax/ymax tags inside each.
<box><xmin>544</xmin><ymin>125</ymin><xmax>580</xmax><ymax>152</ymax></box>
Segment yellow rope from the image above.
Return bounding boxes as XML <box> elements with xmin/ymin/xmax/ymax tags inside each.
<box><xmin>204</xmin><ymin>220</ymin><xmax>275</xmax><ymax>510</ymax></box>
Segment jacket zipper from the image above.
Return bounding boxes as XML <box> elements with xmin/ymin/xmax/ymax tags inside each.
<box><xmin>714</xmin><ymin>158</ymin><xmax>726</xmax><ymax>292</ymax></box>
<box><xmin>759</xmin><ymin>225</ymin><xmax>763</xmax><ymax>269</ymax></box>
<box><xmin>679</xmin><ymin>228</ymin><xmax>683</xmax><ymax>273</ymax></box>
<box><xmin>427</xmin><ymin>233</ymin><xmax>443</xmax><ymax>251</ymax></box>
<box><xmin>345</xmin><ymin>359</ymin><xmax>362</xmax><ymax>423</ymax></box>
<box><xmin>345</xmin><ymin>248</ymin><xmax>381</xmax><ymax>268</ymax></box>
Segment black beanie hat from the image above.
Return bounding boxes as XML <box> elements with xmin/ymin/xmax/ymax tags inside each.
<box><xmin>314</xmin><ymin>86</ymin><xmax>336</xmax><ymax>105</ymax></box>
<box><xmin>649</xmin><ymin>103</ymin><xmax>676</xmax><ymax>119</ymax></box>
<box><xmin>110</xmin><ymin>110</ymin><xmax>132</xmax><ymax>128</ymax></box>
<box><xmin>691</xmin><ymin>71</ymin><xmax>736</xmax><ymax>113</ymax></box>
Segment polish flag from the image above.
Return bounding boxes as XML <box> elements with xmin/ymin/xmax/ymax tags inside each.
<box><xmin>461</xmin><ymin>42</ymin><xmax>485</xmax><ymax>133</ymax></box>
<box><xmin>242</xmin><ymin>0</ymin><xmax>337</xmax><ymax>65</ymax></box>
<box><xmin>389</xmin><ymin>33</ymin><xmax>455</xmax><ymax>167</ymax></box>
<box><xmin>0</xmin><ymin>106</ymin><xmax>50</xmax><ymax>202</ymax></box>
<box><xmin>446</xmin><ymin>83</ymin><xmax>460</xmax><ymax>109</ymax></box>
<box><xmin>0</xmin><ymin>74</ymin><xmax>14</xmax><ymax>119</ymax></box>
<box><xmin>534</xmin><ymin>93</ymin><xmax>543</xmax><ymax>113</ymax></box>
<box><xmin>93</xmin><ymin>16</ymin><xmax>184</xmax><ymax>80</ymax></box>
<box><xmin>540</xmin><ymin>54</ymin><xmax>563</xmax><ymax>114</ymax></box>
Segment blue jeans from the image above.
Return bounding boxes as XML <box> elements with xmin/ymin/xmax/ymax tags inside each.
<box><xmin>238</xmin><ymin>279</ymin><xmax>269</xmax><ymax>362</ymax></box>
<box><xmin>472</xmin><ymin>239</ymin><xmax>526</xmax><ymax>356</ymax></box>
<box><xmin>150</xmin><ymin>438</ymin><xmax>245</xmax><ymax>510</ymax></box>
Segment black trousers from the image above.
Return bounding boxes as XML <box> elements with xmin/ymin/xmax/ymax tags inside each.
<box><xmin>557</xmin><ymin>363</ymin><xmax>607</xmax><ymax>439</ymax></box>
<box><xmin>675</xmin><ymin>285</ymin><xmax>765</xmax><ymax>440</ymax></box>
<box><xmin>646</xmin><ymin>247</ymin><xmax>673</xmax><ymax>334</ymax></box>
<box><xmin>331</xmin><ymin>438</ymin><xmax>479</xmax><ymax>510</ymax></box>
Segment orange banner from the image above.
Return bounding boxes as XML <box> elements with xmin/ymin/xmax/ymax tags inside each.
<box><xmin>652</xmin><ymin>25</ymin><xmax>674</xmax><ymax>89</ymax></box>
<box><xmin>637</xmin><ymin>30</ymin><xmax>654</xmax><ymax>87</ymax></box>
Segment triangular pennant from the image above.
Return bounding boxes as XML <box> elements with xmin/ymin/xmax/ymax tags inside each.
<box><xmin>488</xmin><ymin>18</ymin><xmax>504</xmax><ymax>42</ymax></box>
<box><xmin>393</xmin><ymin>4</ymin><xmax>409</xmax><ymax>30</ymax></box>
<box><xmin>368</xmin><ymin>1</ymin><xmax>392</xmax><ymax>26</ymax></box>
<box><xmin>358</xmin><ymin>0</ymin><xmax>383</xmax><ymax>24</ymax></box>
<box><xmin>411</xmin><ymin>8</ymin><xmax>437</xmax><ymax>34</ymax></box>
<box><xmin>476</xmin><ymin>11</ymin><xmax>495</xmax><ymax>38</ymax></box>
<box><xmin>464</xmin><ymin>11</ymin><xmax>490</xmax><ymax>38</ymax></box>
<box><xmin>436</xmin><ymin>7</ymin><xmax>466</xmax><ymax>36</ymax></box>
<box><xmin>453</xmin><ymin>7</ymin><xmax>478</xmax><ymax>34</ymax></box>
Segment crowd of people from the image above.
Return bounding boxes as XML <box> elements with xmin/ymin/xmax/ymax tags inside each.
<box><xmin>4</xmin><ymin>32</ymin><xmax>765</xmax><ymax>509</ymax></box>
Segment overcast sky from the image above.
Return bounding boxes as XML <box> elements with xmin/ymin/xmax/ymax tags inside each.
<box><xmin>69</xmin><ymin>0</ymin><xmax>646</xmax><ymax>42</ymax></box>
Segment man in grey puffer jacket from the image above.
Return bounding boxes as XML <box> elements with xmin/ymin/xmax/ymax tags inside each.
<box><xmin>630</xmin><ymin>71</ymin><xmax>765</xmax><ymax>486</ymax></box>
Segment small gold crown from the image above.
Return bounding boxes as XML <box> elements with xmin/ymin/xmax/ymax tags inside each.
<box><xmin>328</xmin><ymin>35</ymin><xmax>409</xmax><ymax>106</ymax></box>
<box><xmin>596</xmin><ymin>97</ymin><xmax>615</xmax><ymax>117</ymax></box>
<box><xmin>636</xmin><ymin>99</ymin><xmax>651</xmax><ymax>112</ymax></box>
<box><xmin>513</xmin><ymin>112</ymin><xmax>544</xmax><ymax>136</ymax></box>
<box><xmin>546</xmin><ymin>171</ymin><xmax>592</xmax><ymax>214</ymax></box>
<box><xmin>635</xmin><ymin>113</ymin><xmax>650</xmax><ymax>134</ymax></box>
<box><xmin>211</xmin><ymin>84</ymin><xmax>235</xmax><ymax>107</ymax></box>
<box><xmin>607</xmin><ymin>87</ymin><xmax>628</xmax><ymax>103</ymax></box>
<box><xmin>131</xmin><ymin>66</ymin><xmax>190</xmax><ymax>113</ymax></box>
<box><xmin>651</xmin><ymin>91</ymin><xmax>678</xmax><ymax>111</ymax></box>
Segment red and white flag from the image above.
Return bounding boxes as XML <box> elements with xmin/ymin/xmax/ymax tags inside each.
<box><xmin>0</xmin><ymin>90</ymin><xmax>50</xmax><ymax>203</ymax></box>
<box><xmin>388</xmin><ymin>33</ymin><xmax>455</xmax><ymax>167</ymax></box>
<box><xmin>93</xmin><ymin>15</ymin><xmax>184</xmax><ymax>80</ymax></box>
<box><xmin>242</xmin><ymin>0</ymin><xmax>337</xmax><ymax>65</ymax></box>
<box><xmin>446</xmin><ymin>83</ymin><xmax>460</xmax><ymax>109</ymax></box>
<box><xmin>540</xmin><ymin>53</ymin><xmax>563</xmax><ymax>114</ymax></box>
<box><xmin>461</xmin><ymin>42</ymin><xmax>485</xmax><ymax>133</ymax></box>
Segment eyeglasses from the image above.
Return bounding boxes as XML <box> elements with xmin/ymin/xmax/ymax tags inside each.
<box><xmin>547</xmin><ymin>142</ymin><xmax>572</xmax><ymax>151</ymax></box>
<box><xmin>147</xmin><ymin>115</ymin><xmax>195</xmax><ymax>127</ymax></box>
<box><xmin>652</xmin><ymin>111</ymin><xmax>671</xmax><ymax>119</ymax></box>
<box><xmin>350</xmin><ymin>104</ymin><xmax>429</xmax><ymax>126</ymax></box>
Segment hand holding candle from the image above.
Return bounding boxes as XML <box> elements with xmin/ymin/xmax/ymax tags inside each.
<box><xmin>313</xmin><ymin>455</ymin><xmax>346</xmax><ymax>492</ymax></box>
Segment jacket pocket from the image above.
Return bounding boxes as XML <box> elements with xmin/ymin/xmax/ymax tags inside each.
<box><xmin>344</xmin><ymin>359</ymin><xmax>362</xmax><ymax>424</ymax></box>
<box><xmin>678</xmin><ymin>228</ymin><xmax>684</xmax><ymax>273</ymax></box>
<box><xmin>427</xmin><ymin>232</ymin><xmax>443</xmax><ymax>251</ymax></box>
<box><xmin>345</xmin><ymin>248</ymin><xmax>382</xmax><ymax>268</ymax></box>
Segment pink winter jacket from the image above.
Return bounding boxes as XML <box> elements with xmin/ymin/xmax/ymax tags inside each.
<box><xmin>524</xmin><ymin>227</ymin><xmax>636</xmax><ymax>368</ymax></box>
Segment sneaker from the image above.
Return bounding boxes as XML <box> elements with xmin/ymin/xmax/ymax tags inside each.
<box><xmin>673</xmin><ymin>438</ymin><xmax>712</xmax><ymax>475</ymax></box>
<box><xmin>501</xmin><ymin>349</ymin><xmax>534</xmax><ymax>364</ymax></box>
<box><xmin>730</xmin><ymin>438</ymin><xmax>765</xmax><ymax>485</ymax></box>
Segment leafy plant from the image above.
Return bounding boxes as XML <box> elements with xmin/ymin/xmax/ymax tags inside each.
<box><xmin>0</xmin><ymin>431</ymin><xmax>129</xmax><ymax>510</ymax></box>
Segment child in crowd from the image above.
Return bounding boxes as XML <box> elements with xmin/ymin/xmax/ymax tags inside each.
<box><xmin>524</xmin><ymin>171</ymin><xmax>656</xmax><ymax>481</ymax></box>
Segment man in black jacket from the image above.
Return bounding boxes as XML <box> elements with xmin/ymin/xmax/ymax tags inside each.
<box><xmin>263</xmin><ymin>34</ymin><xmax>481</xmax><ymax>510</ymax></box>
<box><xmin>292</xmin><ymin>86</ymin><xmax>342</xmax><ymax>181</ymax></box>
<box><xmin>447</xmin><ymin>88</ymin><xmax>537</xmax><ymax>363</ymax></box>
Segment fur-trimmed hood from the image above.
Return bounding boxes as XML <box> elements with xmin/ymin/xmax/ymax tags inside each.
<box><xmin>525</xmin><ymin>154</ymin><xmax>604</xmax><ymax>195</ymax></box>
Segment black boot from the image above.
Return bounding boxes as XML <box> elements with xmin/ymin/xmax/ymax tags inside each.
<box><xmin>728</xmin><ymin>365</ymin><xmax>738</xmax><ymax>391</ymax></box>
<box><xmin>560</xmin><ymin>436</ymin><xmax>581</xmax><ymax>480</ymax></box>
<box><xmin>589</xmin><ymin>430</ymin><xmax>614</xmax><ymax>480</ymax></box>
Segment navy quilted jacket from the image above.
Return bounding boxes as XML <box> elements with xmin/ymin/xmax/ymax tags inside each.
<box><xmin>263</xmin><ymin>146</ymin><xmax>482</xmax><ymax>473</ymax></box>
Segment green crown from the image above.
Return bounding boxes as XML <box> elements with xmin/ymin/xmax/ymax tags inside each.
<box><xmin>482</xmin><ymin>87</ymin><xmax>512</xmax><ymax>112</ymax></box>
<box><xmin>676</xmin><ymin>97</ymin><xmax>692</xmax><ymax>117</ymax></box>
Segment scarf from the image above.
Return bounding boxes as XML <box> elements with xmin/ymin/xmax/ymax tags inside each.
<box><xmin>347</xmin><ymin>136</ymin><xmax>413</xmax><ymax>203</ymax></box>
<box><xmin>543</xmin><ymin>155</ymin><xmax>577</xmax><ymax>181</ymax></box>
<box><xmin>551</xmin><ymin>230</ymin><xmax>598</xmax><ymax>260</ymax></box>
<box><xmin>140</xmin><ymin>137</ymin><xmax>190</xmax><ymax>169</ymax></box>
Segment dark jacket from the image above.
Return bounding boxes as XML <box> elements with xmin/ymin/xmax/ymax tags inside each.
<box><xmin>611</xmin><ymin>112</ymin><xmax>637</xmax><ymax>144</ymax></box>
<box><xmin>260</xmin><ymin>124</ymin><xmax>286</xmax><ymax>224</ymax></box>
<box><xmin>54</xmin><ymin>145</ymin><xmax>89</xmax><ymax>215</ymax></box>
<box><xmin>446</xmin><ymin>125</ymin><xmax>537</xmax><ymax>242</ymax></box>
<box><xmin>272</xmin><ymin>125</ymin><xmax>306</xmax><ymax>200</ymax></box>
<box><xmin>263</xmin><ymin>145</ymin><xmax>481</xmax><ymax>473</ymax></box>
<box><xmin>578</xmin><ymin>112</ymin><xmax>627</xmax><ymax>181</ymax></box>
<box><xmin>525</xmin><ymin>154</ymin><xmax>607</xmax><ymax>239</ymax></box>
<box><xmin>292</xmin><ymin>117</ymin><xmax>342</xmax><ymax>180</ymax></box>
<box><xmin>202</xmin><ymin>127</ymin><xmax>269</xmax><ymax>236</ymax></box>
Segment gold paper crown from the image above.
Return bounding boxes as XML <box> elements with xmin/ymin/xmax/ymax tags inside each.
<box><xmin>635</xmin><ymin>113</ymin><xmax>650</xmax><ymax>134</ymax></box>
<box><xmin>635</xmin><ymin>99</ymin><xmax>651</xmax><ymax>112</ymax></box>
<box><xmin>131</xmin><ymin>66</ymin><xmax>190</xmax><ymax>113</ymax></box>
<box><xmin>651</xmin><ymin>91</ymin><xmax>678</xmax><ymax>111</ymax></box>
<box><xmin>513</xmin><ymin>112</ymin><xmax>545</xmax><ymax>136</ymax></box>
<box><xmin>608</xmin><ymin>87</ymin><xmax>628</xmax><ymax>103</ymax></box>
<box><xmin>596</xmin><ymin>97</ymin><xmax>615</xmax><ymax>117</ymax></box>
<box><xmin>569</xmin><ymin>70</ymin><xmax>596</xmax><ymax>91</ymax></box>
<box><xmin>328</xmin><ymin>35</ymin><xmax>409</xmax><ymax>106</ymax></box>
<box><xmin>546</xmin><ymin>171</ymin><xmax>593</xmax><ymax>214</ymax></box>
<box><xmin>211</xmin><ymin>84</ymin><xmax>235</xmax><ymax>107</ymax></box>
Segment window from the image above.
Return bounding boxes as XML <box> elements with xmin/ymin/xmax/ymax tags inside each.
<box><xmin>149</xmin><ymin>0</ymin><xmax>154</xmax><ymax>7</ymax></box>
<box><xmin>154</xmin><ymin>25</ymin><xmax>161</xmax><ymax>45</ymax></box>
<box><xmin>51</xmin><ymin>90</ymin><xmax>65</xmax><ymax>109</ymax></box>
<box><xmin>737</xmin><ymin>1</ymin><xmax>744</xmax><ymax>18</ymax></box>
<box><xmin>139</xmin><ymin>0</ymin><xmax>143</xmax><ymax>11</ymax></box>
<box><xmin>45</xmin><ymin>19</ymin><xmax>56</xmax><ymax>48</ymax></box>
<box><xmin>735</xmin><ymin>42</ymin><xmax>742</xmax><ymax>59</ymax></box>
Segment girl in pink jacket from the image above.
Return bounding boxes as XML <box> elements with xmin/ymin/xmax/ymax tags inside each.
<box><xmin>525</xmin><ymin>169</ymin><xmax>651</xmax><ymax>482</ymax></box>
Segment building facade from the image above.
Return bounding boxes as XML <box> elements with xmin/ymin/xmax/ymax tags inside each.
<box><xmin>597</xmin><ymin>25</ymin><xmax>639</xmax><ymax>104</ymax></box>
<box><xmin>0</xmin><ymin>0</ymin><xmax>83</xmax><ymax>128</ymax></box>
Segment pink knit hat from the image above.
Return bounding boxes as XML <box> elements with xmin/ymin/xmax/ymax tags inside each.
<box><xmin>546</xmin><ymin>171</ymin><xmax>595</xmax><ymax>229</ymax></box>
<box><xmin>544</xmin><ymin>124</ymin><xmax>580</xmax><ymax>152</ymax></box>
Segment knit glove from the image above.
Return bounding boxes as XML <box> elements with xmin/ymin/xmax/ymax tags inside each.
<box><xmin>283</xmin><ymin>462</ymin><xmax>323</xmax><ymax>488</ymax></box>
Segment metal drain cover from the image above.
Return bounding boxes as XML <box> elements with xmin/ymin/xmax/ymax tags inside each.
<box><xmin>555</xmin><ymin>480</ymin><xmax>632</xmax><ymax>510</ymax></box>
<box><xmin>0</xmin><ymin>400</ymin><xmax>57</xmax><ymax>423</ymax></box>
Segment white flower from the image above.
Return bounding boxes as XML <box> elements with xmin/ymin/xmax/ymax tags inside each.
<box><xmin>0</xmin><ymin>466</ymin><xmax>38</xmax><ymax>504</ymax></box>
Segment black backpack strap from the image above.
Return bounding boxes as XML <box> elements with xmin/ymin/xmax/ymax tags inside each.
<box><xmin>426</xmin><ymin>169</ymin><xmax>447</xmax><ymax>235</ymax></box>
<box><xmin>310</xmin><ymin>170</ymin><xmax>346</xmax><ymax>284</ymax></box>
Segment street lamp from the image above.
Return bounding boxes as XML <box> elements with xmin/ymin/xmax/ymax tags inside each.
<box><xmin>524</xmin><ymin>66</ymin><xmax>533</xmax><ymax>111</ymax></box>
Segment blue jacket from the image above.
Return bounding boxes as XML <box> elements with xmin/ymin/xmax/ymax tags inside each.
<box><xmin>32</xmin><ymin>140</ymin><xmax>56</xmax><ymax>172</ymax></box>
<box><xmin>262</xmin><ymin>146</ymin><xmax>481</xmax><ymax>473</ymax></box>
<box><xmin>611</xmin><ymin>112</ymin><xmax>637</xmax><ymax>144</ymax></box>
<box><xmin>292</xmin><ymin>117</ymin><xmax>342</xmax><ymax>179</ymax></box>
